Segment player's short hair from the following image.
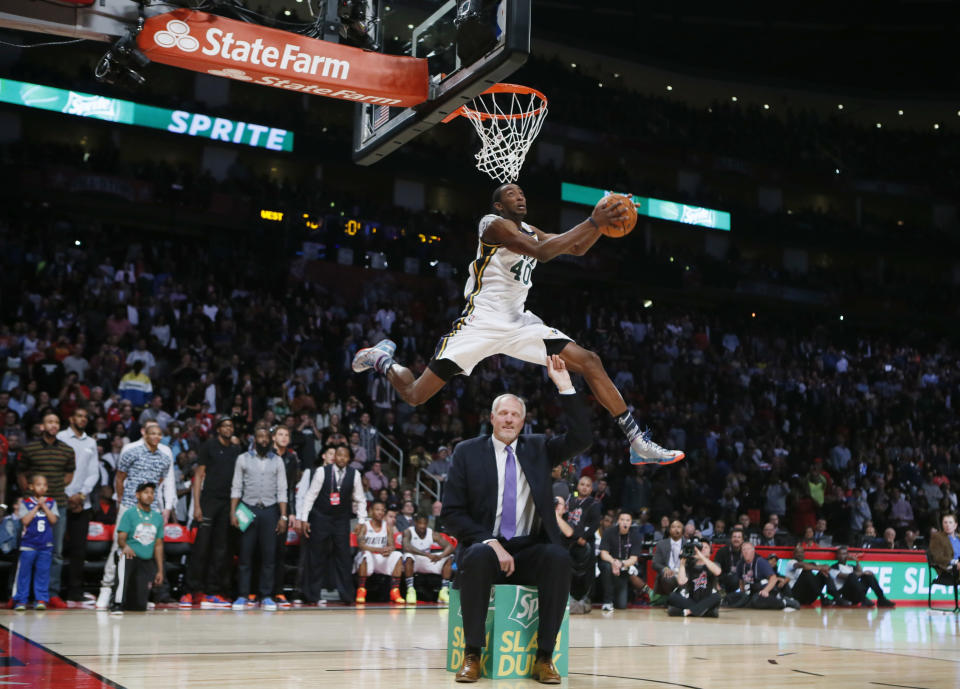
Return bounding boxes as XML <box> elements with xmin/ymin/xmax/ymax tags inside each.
<box><xmin>491</xmin><ymin>393</ymin><xmax>526</xmax><ymax>418</ymax></box>
<box><xmin>136</xmin><ymin>482</ymin><xmax>157</xmax><ymax>493</ymax></box>
<box><xmin>491</xmin><ymin>183</ymin><xmax>514</xmax><ymax>209</ymax></box>
<box><xmin>414</xmin><ymin>513</ymin><xmax>428</xmax><ymax>522</ymax></box>
<box><xmin>370</xmin><ymin>500</ymin><xmax>385</xmax><ymax>510</ymax></box>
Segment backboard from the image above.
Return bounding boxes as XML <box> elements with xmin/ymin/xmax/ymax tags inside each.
<box><xmin>352</xmin><ymin>0</ymin><xmax>531</xmax><ymax>166</ymax></box>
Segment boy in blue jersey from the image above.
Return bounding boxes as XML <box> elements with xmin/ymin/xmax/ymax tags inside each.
<box><xmin>13</xmin><ymin>474</ymin><xmax>60</xmax><ymax>611</ymax></box>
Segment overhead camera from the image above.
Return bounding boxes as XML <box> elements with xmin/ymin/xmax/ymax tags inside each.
<box><xmin>96</xmin><ymin>28</ymin><xmax>150</xmax><ymax>86</ymax></box>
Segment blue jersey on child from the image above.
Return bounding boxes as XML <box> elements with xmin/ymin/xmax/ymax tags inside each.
<box><xmin>18</xmin><ymin>497</ymin><xmax>59</xmax><ymax>550</ymax></box>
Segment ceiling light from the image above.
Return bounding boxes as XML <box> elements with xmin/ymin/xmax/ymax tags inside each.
<box><xmin>876</xmin><ymin>122</ymin><xmax>882</xmax><ymax>128</ymax></box>
<box><xmin>731</xmin><ymin>96</ymin><xmax>737</xmax><ymax>102</ymax></box>
<box><xmin>934</xmin><ymin>123</ymin><xmax>940</xmax><ymax>129</ymax></box>
<box><xmin>837</xmin><ymin>104</ymin><xmax>844</xmax><ymax>110</ymax></box>
<box><xmin>283</xmin><ymin>9</ymin><xmax>291</xmax><ymax>15</ymax></box>
<box><xmin>763</xmin><ymin>104</ymin><xmax>770</xmax><ymax>110</ymax></box>
<box><xmin>407</xmin><ymin>23</ymin><xmax>414</xmax><ymax>29</ymax></box>
<box><xmin>666</xmin><ymin>85</ymin><xmax>673</xmax><ymax>91</ymax></box>
<box><xmin>898</xmin><ymin>109</ymin><xmax>904</xmax><ymax>116</ymax></box>
<box><xmin>570</xmin><ymin>62</ymin><xmax>576</xmax><ymax>68</ymax></box>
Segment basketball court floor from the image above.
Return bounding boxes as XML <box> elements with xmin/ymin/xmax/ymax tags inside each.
<box><xmin>1</xmin><ymin>605</ymin><xmax>957</xmax><ymax>688</ymax></box>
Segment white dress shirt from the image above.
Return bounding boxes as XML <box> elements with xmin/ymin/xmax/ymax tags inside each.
<box><xmin>490</xmin><ymin>436</ymin><xmax>536</xmax><ymax>539</ymax></box>
<box><xmin>298</xmin><ymin>464</ymin><xmax>368</xmax><ymax>523</ymax></box>
<box><xmin>57</xmin><ymin>428</ymin><xmax>100</xmax><ymax>511</ymax></box>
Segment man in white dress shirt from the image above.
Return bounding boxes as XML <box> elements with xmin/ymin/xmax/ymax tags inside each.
<box><xmin>57</xmin><ymin>405</ymin><xmax>99</xmax><ymax>602</ymax></box>
<box><xmin>298</xmin><ymin>445</ymin><xmax>367</xmax><ymax>605</ymax></box>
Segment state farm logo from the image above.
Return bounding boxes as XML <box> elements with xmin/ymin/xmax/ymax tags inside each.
<box><xmin>153</xmin><ymin>20</ymin><xmax>199</xmax><ymax>52</ymax></box>
<box><xmin>506</xmin><ymin>588</ymin><xmax>539</xmax><ymax>629</ymax></box>
<box><xmin>152</xmin><ymin>21</ymin><xmax>351</xmax><ymax>81</ymax></box>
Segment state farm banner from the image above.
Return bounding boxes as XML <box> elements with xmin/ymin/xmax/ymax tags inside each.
<box><xmin>138</xmin><ymin>9</ymin><xmax>429</xmax><ymax>107</ymax></box>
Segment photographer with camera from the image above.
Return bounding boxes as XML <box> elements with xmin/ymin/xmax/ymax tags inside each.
<box><xmin>667</xmin><ymin>539</ymin><xmax>722</xmax><ymax>617</ymax></box>
<box><xmin>597</xmin><ymin>511</ymin><xmax>645</xmax><ymax>612</ymax></box>
<box><xmin>714</xmin><ymin>526</ymin><xmax>745</xmax><ymax>593</ymax></box>
<box><xmin>726</xmin><ymin>543</ymin><xmax>799</xmax><ymax>609</ymax></box>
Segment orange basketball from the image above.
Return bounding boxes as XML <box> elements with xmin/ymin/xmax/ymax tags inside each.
<box><xmin>594</xmin><ymin>193</ymin><xmax>638</xmax><ymax>238</ymax></box>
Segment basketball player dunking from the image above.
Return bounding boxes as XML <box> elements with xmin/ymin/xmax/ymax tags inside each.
<box><xmin>353</xmin><ymin>183</ymin><xmax>684</xmax><ymax>464</ymax></box>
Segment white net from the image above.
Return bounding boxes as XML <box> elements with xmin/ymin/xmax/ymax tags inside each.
<box><xmin>460</xmin><ymin>87</ymin><xmax>548</xmax><ymax>184</ymax></box>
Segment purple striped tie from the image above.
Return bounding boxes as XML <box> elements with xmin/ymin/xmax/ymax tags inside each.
<box><xmin>501</xmin><ymin>445</ymin><xmax>517</xmax><ymax>540</ymax></box>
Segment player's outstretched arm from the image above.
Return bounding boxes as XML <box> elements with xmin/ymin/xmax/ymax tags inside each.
<box><xmin>544</xmin><ymin>355</ymin><xmax>592</xmax><ymax>464</ymax></box>
<box><xmin>484</xmin><ymin>200</ymin><xmax>627</xmax><ymax>262</ymax></box>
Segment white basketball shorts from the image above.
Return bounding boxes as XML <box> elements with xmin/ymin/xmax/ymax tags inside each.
<box><xmin>431</xmin><ymin>307</ymin><xmax>572</xmax><ymax>376</ymax></box>
<box><xmin>354</xmin><ymin>550</ymin><xmax>402</xmax><ymax>575</ymax></box>
<box><xmin>405</xmin><ymin>553</ymin><xmax>452</xmax><ymax>575</ymax></box>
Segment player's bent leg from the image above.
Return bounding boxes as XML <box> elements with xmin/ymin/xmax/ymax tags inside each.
<box><xmin>557</xmin><ymin>340</ymin><xmax>685</xmax><ymax>466</ymax></box>
<box><xmin>385</xmin><ymin>362</ymin><xmax>449</xmax><ymax>406</ymax></box>
<box><xmin>555</xmin><ymin>341</ymin><xmax>626</xmax><ymax>416</ymax></box>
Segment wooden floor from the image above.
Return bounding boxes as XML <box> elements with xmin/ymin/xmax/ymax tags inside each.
<box><xmin>2</xmin><ymin>604</ymin><xmax>959</xmax><ymax>688</ymax></box>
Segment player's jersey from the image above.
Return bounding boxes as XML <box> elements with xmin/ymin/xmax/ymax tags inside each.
<box><xmin>362</xmin><ymin>520</ymin><xmax>389</xmax><ymax>550</ymax></box>
<box><xmin>407</xmin><ymin>526</ymin><xmax>434</xmax><ymax>552</ymax></box>
<box><xmin>462</xmin><ymin>214</ymin><xmax>538</xmax><ymax>316</ymax></box>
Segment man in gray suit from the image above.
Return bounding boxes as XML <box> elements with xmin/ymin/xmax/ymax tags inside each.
<box><xmin>652</xmin><ymin>520</ymin><xmax>685</xmax><ymax>596</ymax></box>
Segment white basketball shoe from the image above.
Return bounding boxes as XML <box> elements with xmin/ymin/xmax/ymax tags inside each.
<box><xmin>351</xmin><ymin>339</ymin><xmax>396</xmax><ymax>374</ymax></box>
<box><xmin>629</xmin><ymin>430</ymin><xmax>685</xmax><ymax>465</ymax></box>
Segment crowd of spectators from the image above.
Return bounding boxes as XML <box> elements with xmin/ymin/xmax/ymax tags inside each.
<box><xmin>1</xmin><ymin>37</ymin><xmax>959</xmax><ymax>612</ymax></box>
<box><xmin>0</xmin><ymin>196</ymin><xmax>958</xmax><ymax>610</ymax></box>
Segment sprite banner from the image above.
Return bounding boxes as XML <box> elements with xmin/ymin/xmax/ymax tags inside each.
<box><xmin>775</xmin><ymin>555</ymin><xmax>956</xmax><ymax>602</ymax></box>
<box><xmin>562</xmin><ymin>182</ymin><xmax>731</xmax><ymax>231</ymax></box>
<box><xmin>0</xmin><ymin>78</ymin><xmax>293</xmax><ymax>152</ymax></box>
<box><xmin>447</xmin><ymin>585</ymin><xmax>569</xmax><ymax>679</ymax></box>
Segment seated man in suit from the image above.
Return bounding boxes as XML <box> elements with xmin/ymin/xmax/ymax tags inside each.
<box><xmin>442</xmin><ymin>355</ymin><xmax>591</xmax><ymax>684</ymax></box>
<box><xmin>929</xmin><ymin>512</ymin><xmax>960</xmax><ymax>585</ymax></box>
<box><xmin>651</xmin><ymin>520</ymin><xmax>685</xmax><ymax>597</ymax></box>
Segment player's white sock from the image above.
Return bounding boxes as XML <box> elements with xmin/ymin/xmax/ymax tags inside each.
<box><xmin>374</xmin><ymin>354</ymin><xmax>394</xmax><ymax>375</ymax></box>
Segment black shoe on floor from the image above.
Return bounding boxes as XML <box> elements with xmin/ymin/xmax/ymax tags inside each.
<box><xmin>838</xmin><ymin>598</ymin><xmax>853</xmax><ymax>607</ymax></box>
<box><xmin>860</xmin><ymin>599</ymin><xmax>875</xmax><ymax>608</ymax></box>
<box><xmin>705</xmin><ymin>606</ymin><xmax>719</xmax><ymax>618</ymax></box>
<box><xmin>821</xmin><ymin>598</ymin><xmax>835</xmax><ymax>607</ymax></box>
<box><xmin>667</xmin><ymin>606</ymin><xmax>684</xmax><ymax>617</ymax></box>
<box><xmin>877</xmin><ymin>598</ymin><xmax>896</xmax><ymax>608</ymax></box>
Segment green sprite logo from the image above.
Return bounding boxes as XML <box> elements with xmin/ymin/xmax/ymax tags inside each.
<box><xmin>506</xmin><ymin>587</ymin><xmax>539</xmax><ymax>629</ymax></box>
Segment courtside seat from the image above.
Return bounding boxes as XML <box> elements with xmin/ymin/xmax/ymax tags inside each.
<box><xmin>162</xmin><ymin>524</ymin><xmax>195</xmax><ymax>594</ymax></box>
<box><xmin>926</xmin><ymin>550</ymin><xmax>959</xmax><ymax>612</ymax></box>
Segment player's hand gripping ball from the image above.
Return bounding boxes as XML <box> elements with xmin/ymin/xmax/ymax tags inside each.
<box><xmin>593</xmin><ymin>193</ymin><xmax>638</xmax><ymax>238</ymax></box>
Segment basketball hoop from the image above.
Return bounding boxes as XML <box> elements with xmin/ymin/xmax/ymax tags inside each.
<box><xmin>444</xmin><ymin>83</ymin><xmax>548</xmax><ymax>184</ymax></box>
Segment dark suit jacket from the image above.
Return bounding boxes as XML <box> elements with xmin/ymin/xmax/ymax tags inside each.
<box><xmin>441</xmin><ymin>392</ymin><xmax>591</xmax><ymax>551</ymax></box>
<box><xmin>652</xmin><ymin>537</ymin><xmax>687</xmax><ymax>574</ymax></box>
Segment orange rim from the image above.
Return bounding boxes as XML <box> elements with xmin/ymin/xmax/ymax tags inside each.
<box><xmin>442</xmin><ymin>83</ymin><xmax>548</xmax><ymax>123</ymax></box>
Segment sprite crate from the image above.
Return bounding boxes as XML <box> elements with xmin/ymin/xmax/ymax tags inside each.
<box><xmin>446</xmin><ymin>585</ymin><xmax>569</xmax><ymax>679</ymax></box>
